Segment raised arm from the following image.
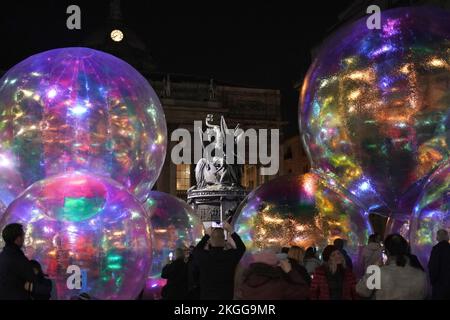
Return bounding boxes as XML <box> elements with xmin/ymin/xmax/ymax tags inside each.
<box><xmin>230</xmin><ymin>232</ymin><xmax>246</xmax><ymax>258</ymax></box>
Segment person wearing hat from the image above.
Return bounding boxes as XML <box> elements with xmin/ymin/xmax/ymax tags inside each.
<box><xmin>310</xmin><ymin>245</ymin><xmax>358</xmax><ymax>300</ymax></box>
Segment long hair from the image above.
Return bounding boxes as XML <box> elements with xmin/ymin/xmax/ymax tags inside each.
<box><xmin>384</xmin><ymin>234</ymin><xmax>408</xmax><ymax>267</ymax></box>
<box><xmin>288</xmin><ymin>246</ymin><xmax>305</xmax><ymax>264</ymax></box>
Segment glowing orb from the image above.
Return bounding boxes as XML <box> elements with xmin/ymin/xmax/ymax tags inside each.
<box><xmin>0</xmin><ymin>172</ymin><xmax>152</xmax><ymax>300</ymax></box>
<box><xmin>142</xmin><ymin>191</ymin><xmax>203</xmax><ymax>299</ymax></box>
<box><xmin>300</xmin><ymin>7</ymin><xmax>450</xmax><ymax>217</ymax></box>
<box><xmin>0</xmin><ymin>153</ymin><xmax>24</xmax><ymax>213</ymax></box>
<box><xmin>232</xmin><ymin>173</ymin><xmax>371</xmax><ymax>264</ymax></box>
<box><xmin>410</xmin><ymin>162</ymin><xmax>450</xmax><ymax>267</ymax></box>
<box><xmin>0</xmin><ymin>47</ymin><xmax>167</xmax><ymax>202</ymax></box>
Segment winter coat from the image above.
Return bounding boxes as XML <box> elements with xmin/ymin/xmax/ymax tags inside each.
<box><xmin>288</xmin><ymin>258</ymin><xmax>311</xmax><ymax>286</ymax></box>
<box><xmin>161</xmin><ymin>259</ymin><xmax>189</xmax><ymax>300</ymax></box>
<box><xmin>0</xmin><ymin>244</ymin><xmax>35</xmax><ymax>300</ymax></box>
<box><xmin>428</xmin><ymin>240</ymin><xmax>450</xmax><ymax>300</ymax></box>
<box><xmin>237</xmin><ymin>262</ymin><xmax>310</xmax><ymax>300</ymax></box>
<box><xmin>31</xmin><ymin>275</ymin><xmax>52</xmax><ymax>300</ymax></box>
<box><xmin>310</xmin><ymin>265</ymin><xmax>358</xmax><ymax>300</ymax></box>
<box><xmin>193</xmin><ymin>232</ymin><xmax>246</xmax><ymax>300</ymax></box>
<box><xmin>356</xmin><ymin>257</ymin><xmax>428</xmax><ymax>300</ymax></box>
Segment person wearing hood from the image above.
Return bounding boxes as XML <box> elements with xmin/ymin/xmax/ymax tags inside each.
<box><xmin>361</xmin><ymin>233</ymin><xmax>383</xmax><ymax>272</ymax></box>
<box><xmin>236</xmin><ymin>251</ymin><xmax>310</xmax><ymax>300</ymax></box>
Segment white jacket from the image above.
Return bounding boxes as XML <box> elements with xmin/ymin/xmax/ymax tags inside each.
<box><xmin>356</xmin><ymin>258</ymin><xmax>428</xmax><ymax>300</ymax></box>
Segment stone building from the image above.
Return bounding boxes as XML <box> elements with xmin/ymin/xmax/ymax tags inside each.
<box><xmin>83</xmin><ymin>0</ymin><xmax>284</xmax><ymax>200</ymax></box>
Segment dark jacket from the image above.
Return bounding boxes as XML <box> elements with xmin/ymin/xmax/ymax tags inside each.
<box><xmin>340</xmin><ymin>249</ymin><xmax>353</xmax><ymax>270</ymax></box>
<box><xmin>0</xmin><ymin>244</ymin><xmax>35</xmax><ymax>300</ymax></box>
<box><xmin>237</xmin><ymin>262</ymin><xmax>310</xmax><ymax>300</ymax></box>
<box><xmin>31</xmin><ymin>276</ymin><xmax>52</xmax><ymax>300</ymax></box>
<box><xmin>161</xmin><ymin>259</ymin><xmax>189</xmax><ymax>300</ymax></box>
<box><xmin>428</xmin><ymin>240</ymin><xmax>450</xmax><ymax>300</ymax></box>
<box><xmin>193</xmin><ymin>232</ymin><xmax>246</xmax><ymax>300</ymax></box>
<box><xmin>187</xmin><ymin>255</ymin><xmax>200</xmax><ymax>300</ymax></box>
<box><xmin>310</xmin><ymin>265</ymin><xmax>358</xmax><ymax>300</ymax></box>
<box><xmin>288</xmin><ymin>258</ymin><xmax>311</xmax><ymax>286</ymax></box>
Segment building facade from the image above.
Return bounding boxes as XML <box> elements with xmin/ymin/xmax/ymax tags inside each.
<box><xmin>82</xmin><ymin>0</ymin><xmax>285</xmax><ymax>199</ymax></box>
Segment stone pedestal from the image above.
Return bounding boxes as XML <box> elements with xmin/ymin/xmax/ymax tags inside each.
<box><xmin>187</xmin><ymin>185</ymin><xmax>247</xmax><ymax>228</ymax></box>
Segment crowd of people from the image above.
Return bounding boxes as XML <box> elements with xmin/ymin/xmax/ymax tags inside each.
<box><xmin>161</xmin><ymin>225</ymin><xmax>450</xmax><ymax>300</ymax></box>
<box><xmin>0</xmin><ymin>220</ymin><xmax>449</xmax><ymax>300</ymax></box>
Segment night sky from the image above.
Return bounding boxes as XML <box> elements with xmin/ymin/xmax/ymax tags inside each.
<box><xmin>0</xmin><ymin>1</ymin><xmax>354</xmax><ymax>137</ymax></box>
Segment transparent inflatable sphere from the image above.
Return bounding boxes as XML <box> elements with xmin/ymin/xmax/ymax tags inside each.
<box><xmin>0</xmin><ymin>172</ymin><xmax>152</xmax><ymax>300</ymax></box>
<box><xmin>300</xmin><ymin>7</ymin><xmax>450</xmax><ymax>217</ymax></box>
<box><xmin>142</xmin><ymin>191</ymin><xmax>203</xmax><ymax>299</ymax></box>
<box><xmin>0</xmin><ymin>47</ymin><xmax>167</xmax><ymax>202</ymax></box>
<box><xmin>410</xmin><ymin>162</ymin><xmax>450</xmax><ymax>267</ymax></box>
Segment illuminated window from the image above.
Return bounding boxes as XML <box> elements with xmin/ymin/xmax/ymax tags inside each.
<box><xmin>176</xmin><ymin>164</ymin><xmax>191</xmax><ymax>191</ymax></box>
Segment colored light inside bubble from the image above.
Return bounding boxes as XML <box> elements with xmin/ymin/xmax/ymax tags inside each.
<box><xmin>70</xmin><ymin>105</ymin><xmax>88</xmax><ymax>115</ymax></box>
<box><xmin>0</xmin><ymin>48</ymin><xmax>167</xmax><ymax>202</ymax></box>
<box><xmin>47</xmin><ymin>88</ymin><xmax>57</xmax><ymax>99</ymax></box>
<box><xmin>300</xmin><ymin>7</ymin><xmax>450</xmax><ymax>216</ymax></box>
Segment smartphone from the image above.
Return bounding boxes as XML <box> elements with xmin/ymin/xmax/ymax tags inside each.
<box><xmin>212</xmin><ymin>221</ymin><xmax>223</xmax><ymax>228</ymax></box>
<box><xmin>382</xmin><ymin>251</ymin><xmax>388</xmax><ymax>264</ymax></box>
<box><xmin>168</xmin><ymin>252</ymin><xmax>173</xmax><ymax>261</ymax></box>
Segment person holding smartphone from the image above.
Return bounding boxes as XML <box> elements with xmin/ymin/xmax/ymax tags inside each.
<box><xmin>192</xmin><ymin>219</ymin><xmax>246</xmax><ymax>300</ymax></box>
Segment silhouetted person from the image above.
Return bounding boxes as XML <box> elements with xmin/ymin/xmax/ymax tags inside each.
<box><xmin>333</xmin><ymin>238</ymin><xmax>353</xmax><ymax>270</ymax></box>
<box><xmin>161</xmin><ymin>248</ymin><xmax>189</xmax><ymax>300</ymax></box>
<box><xmin>428</xmin><ymin>229</ymin><xmax>450</xmax><ymax>300</ymax></box>
<box><xmin>0</xmin><ymin>223</ymin><xmax>35</xmax><ymax>300</ymax></box>
<box><xmin>187</xmin><ymin>245</ymin><xmax>200</xmax><ymax>300</ymax></box>
<box><xmin>29</xmin><ymin>260</ymin><xmax>52</xmax><ymax>300</ymax></box>
<box><xmin>193</xmin><ymin>221</ymin><xmax>246</xmax><ymax>300</ymax></box>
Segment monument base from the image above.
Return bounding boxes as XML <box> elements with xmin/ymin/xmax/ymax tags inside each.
<box><xmin>187</xmin><ymin>185</ymin><xmax>247</xmax><ymax>228</ymax></box>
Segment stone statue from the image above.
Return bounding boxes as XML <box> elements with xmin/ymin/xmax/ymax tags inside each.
<box><xmin>188</xmin><ymin>115</ymin><xmax>247</xmax><ymax>224</ymax></box>
<box><xmin>192</xmin><ymin>114</ymin><xmax>243</xmax><ymax>189</ymax></box>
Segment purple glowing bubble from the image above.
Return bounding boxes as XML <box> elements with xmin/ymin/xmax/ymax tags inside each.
<box><xmin>0</xmin><ymin>47</ymin><xmax>167</xmax><ymax>202</ymax></box>
<box><xmin>300</xmin><ymin>7</ymin><xmax>450</xmax><ymax>218</ymax></box>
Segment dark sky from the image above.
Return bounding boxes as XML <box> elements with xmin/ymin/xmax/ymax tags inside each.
<box><xmin>0</xmin><ymin>0</ymin><xmax>354</xmax><ymax>137</ymax></box>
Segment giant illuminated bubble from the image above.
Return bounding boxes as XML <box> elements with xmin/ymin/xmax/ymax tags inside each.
<box><xmin>142</xmin><ymin>191</ymin><xmax>203</xmax><ymax>299</ymax></box>
<box><xmin>232</xmin><ymin>173</ymin><xmax>371</xmax><ymax>265</ymax></box>
<box><xmin>0</xmin><ymin>156</ymin><xmax>24</xmax><ymax>213</ymax></box>
<box><xmin>0</xmin><ymin>172</ymin><xmax>152</xmax><ymax>300</ymax></box>
<box><xmin>300</xmin><ymin>7</ymin><xmax>450</xmax><ymax>218</ymax></box>
<box><xmin>0</xmin><ymin>47</ymin><xmax>167</xmax><ymax>202</ymax></box>
<box><xmin>410</xmin><ymin>162</ymin><xmax>450</xmax><ymax>267</ymax></box>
